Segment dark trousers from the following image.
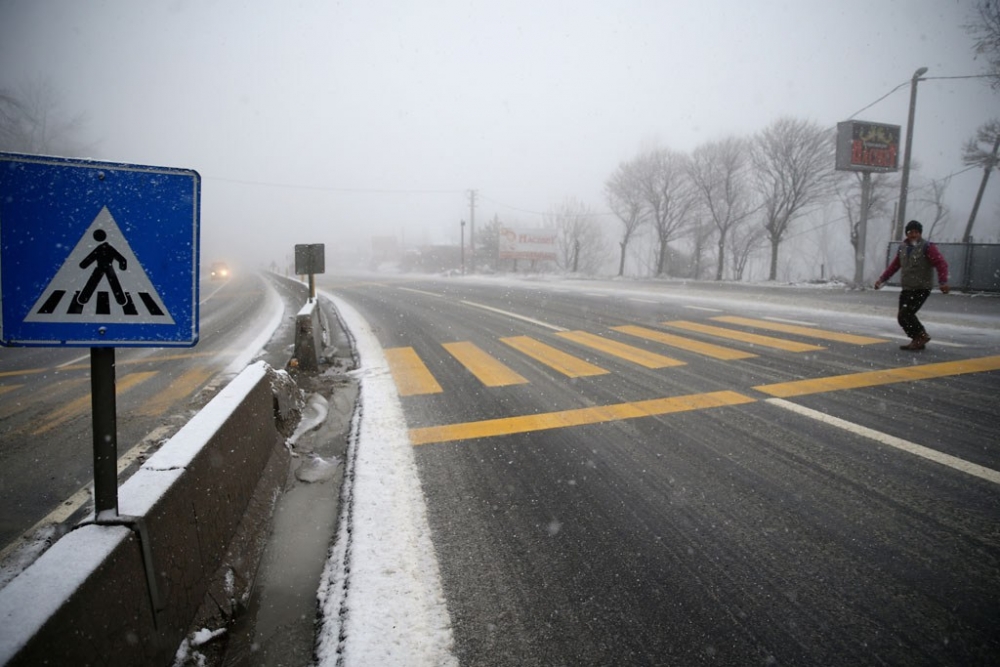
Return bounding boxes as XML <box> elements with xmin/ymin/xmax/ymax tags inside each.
<box><xmin>898</xmin><ymin>289</ymin><xmax>931</xmax><ymax>338</ymax></box>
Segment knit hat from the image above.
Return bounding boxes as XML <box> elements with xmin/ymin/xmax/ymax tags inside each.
<box><xmin>905</xmin><ymin>220</ymin><xmax>923</xmax><ymax>233</ymax></box>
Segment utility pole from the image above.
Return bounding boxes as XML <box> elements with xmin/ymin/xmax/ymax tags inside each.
<box><xmin>854</xmin><ymin>171</ymin><xmax>872</xmax><ymax>287</ymax></box>
<box><xmin>895</xmin><ymin>66</ymin><xmax>928</xmax><ymax>240</ymax></box>
<box><xmin>962</xmin><ymin>133</ymin><xmax>1000</xmax><ymax>243</ymax></box>
<box><xmin>468</xmin><ymin>189</ymin><xmax>477</xmax><ymax>273</ymax></box>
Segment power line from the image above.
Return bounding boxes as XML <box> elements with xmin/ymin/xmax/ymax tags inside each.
<box><xmin>478</xmin><ymin>193</ymin><xmax>616</xmax><ymax>219</ymax></box>
<box><xmin>204</xmin><ymin>175</ymin><xmax>464</xmax><ymax>195</ymax></box>
<box><xmin>846</xmin><ymin>73</ymin><xmax>994</xmax><ymax>120</ymax></box>
<box><xmin>847</xmin><ymin>80</ymin><xmax>911</xmax><ymax>119</ymax></box>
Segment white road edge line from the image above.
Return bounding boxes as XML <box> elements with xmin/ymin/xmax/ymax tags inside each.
<box><xmin>459</xmin><ymin>300</ymin><xmax>568</xmax><ymax>332</ymax></box>
<box><xmin>397</xmin><ymin>287</ymin><xmax>445</xmax><ymax>298</ymax></box>
<box><xmin>763</xmin><ymin>316</ymin><xmax>817</xmax><ymax>326</ymax></box>
<box><xmin>884</xmin><ymin>334</ymin><xmax>966</xmax><ymax>348</ymax></box>
<box><xmin>766</xmin><ymin>398</ymin><xmax>1000</xmax><ymax>486</ymax></box>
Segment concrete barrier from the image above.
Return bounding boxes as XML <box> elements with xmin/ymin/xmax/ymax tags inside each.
<box><xmin>0</xmin><ymin>361</ymin><xmax>300</xmax><ymax>666</ymax></box>
<box><xmin>292</xmin><ymin>299</ymin><xmax>324</xmax><ymax>372</ymax></box>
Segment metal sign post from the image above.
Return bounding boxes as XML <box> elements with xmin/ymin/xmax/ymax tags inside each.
<box><xmin>90</xmin><ymin>347</ymin><xmax>119</xmax><ymax>515</ymax></box>
<box><xmin>1</xmin><ymin>152</ymin><xmax>201</xmax><ymax>517</ymax></box>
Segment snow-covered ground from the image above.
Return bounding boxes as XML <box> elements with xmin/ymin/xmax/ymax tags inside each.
<box><xmin>313</xmin><ymin>289</ymin><xmax>458</xmax><ymax>667</ymax></box>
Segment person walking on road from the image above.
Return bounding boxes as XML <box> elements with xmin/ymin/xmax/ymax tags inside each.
<box><xmin>874</xmin><ymin>220</ymin><xmax>950</xmax><ymax>351</ymax></box>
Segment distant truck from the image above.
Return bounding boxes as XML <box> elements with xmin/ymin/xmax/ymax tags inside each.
<box><xmin>209</xmin><ymin>261</ymin><xmax>230</xmax><ymax>280</ymax></box>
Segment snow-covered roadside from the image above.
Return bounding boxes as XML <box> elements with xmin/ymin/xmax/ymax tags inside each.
<box><xmin>314</xmin><ymin>291</ymin><xmax>457</xmax><ymax>667</ymax></box>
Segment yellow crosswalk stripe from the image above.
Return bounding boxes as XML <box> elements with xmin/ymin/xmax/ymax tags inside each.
<box><xmin>410</xmin><ymin>390</ymin><xmax>754</xmax><ymax>445</ymax></box>
<box><xmin>136</xmin><ymin>367</ymin><xmax>213</xmax><ymax>417</ymax></box>
<box><xmin>613</xmin><ymin>325</ymin><xmax>757</xmax><ymax>360</ymax></box>
<box><xmin>711</xmin><ymin>316</ymin><xmax>888</xmax><ymax>345</ymax></box>
<box><xmin>500</xmin><ymin>335</ymin><xmax>609</xmax><ymax>378</ymax></box>
<box><xmin>442</xmin><ymin>341</ymin><xmax>528</xmax><ymax>387</ymax></box>
<box><xmin>0</xmin><ymin>377</ymin><xmax>88</xmax><ymax>422</ymax></box>
<box><xmin>662</xmin><ymin>320</ymin><xmax>825</xmax><ymax>352</ymax></box>
<box><xmin>755</xmin><ymin>355</ymin><xmax>1000</xmax><ymax>398</ymax></box>
<box><xmin>556</xmin><ymin>330</ymin><xmax>685</xmax><ymax>369</ymax></box>
<box><xmin>31</xmin><ymin>371</ymin><xmax>157</xmax><ymax>435</ymax></box>
<box><xmin>385</xmin><ymin>346</ymin><xmax>444</xmax><ymax>396</ymax></box>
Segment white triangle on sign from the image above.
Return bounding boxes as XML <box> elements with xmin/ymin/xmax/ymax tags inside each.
<box><xmin>24</xmin><ymin>206</ymin><xmax>175</xmax><ymax>325</ymax></box>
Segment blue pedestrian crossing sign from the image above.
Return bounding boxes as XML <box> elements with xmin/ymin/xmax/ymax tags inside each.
<box><xmin>0</xmin><ymin>153</ymin><xmax>201</xmax><ymax>347</ymax></box>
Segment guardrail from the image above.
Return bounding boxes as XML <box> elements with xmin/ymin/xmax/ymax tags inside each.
<box><xmin>884</xmin><ymin>241</ymin><xmax>1000</xmax><ymax>292</ymax></box>
<box><xmin>0</xmin><ymin>361</ymin><xmax>300</xmax><ymax>666</ymax></box>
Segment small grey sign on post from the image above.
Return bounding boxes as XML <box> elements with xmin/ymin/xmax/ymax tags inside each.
<box><xmin>294</xmin><ymin>243</ymin><xmax>325</xmax><ymax>300</ymax></box>
<box><xmin>295</xmin><ymin>243</ymin><xmax>325</xmax><ymax>275</ymax></box>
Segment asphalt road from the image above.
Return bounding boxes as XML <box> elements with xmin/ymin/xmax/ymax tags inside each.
<box><xmin>0</xmin><ymin>271</ymin><xmax>298</xmax><ymax>566</ymax></box>
<box><xmin>323</xmin><ymin>273</ymin><xmax>1000</xmax><ymax>667</ymax></box>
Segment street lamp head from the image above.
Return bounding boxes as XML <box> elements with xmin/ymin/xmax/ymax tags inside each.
<box><xmin>914</xmin><ymin>66</ymin><xmax>928</xmax><ymax>79</ymax></box>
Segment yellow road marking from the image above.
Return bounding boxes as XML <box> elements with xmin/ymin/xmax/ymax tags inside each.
<box><xmin>0</xmin><ymin>377</ymin><xmax>89</xmax><ymax>421</ymax></box>
<box><xmin>385</xmin><ymin>347</ymin><xmax>444</xmax><ymax>396</ymax></box>
<box><xmin>0</xmin><ymin>367</ymin><xmax>52</xmax><ymax>379</ymax></box>
<box><xmin>755</xmin><ymin>355</ymin><xmax>1000</xmax><ymax>398</ymax></box>
<box><xmin>663</xmin><ymin>320</ymin><xmax>825</xmax><ymax>352</ymax></box>
<box><xmin>556</xmin><ymin>330</ymin><xmax>685</xmax><ymax>369</ymax></box>
<box><xmin>0</xmin><ymin>351</ymin><xmax>220</xmax><ymax>379</ymax></box>
<box><xmin>0</xmin><ymin>384</ymin><xmax>21</xmax><ymax>396</ymax></box>
<box><xmin>117</xmin><ymin>351</ymin><xmax>218</xmax><ymax>365</ymax></box>
<box><xmin>442</xmin><ymin>342</ymin><xmax>528</xmax><ymax>387</ymax></box>
<box><xmin>613</xmin><ymin>325</ymin><xmax>757</xmax><ymax>360</ymax></box>
<box><xmin>136</xmin><ymin>367</ymin><xmax>214</xmax><ymax>417</ymax></box>
<box><xmin>410</xmin><ymin>390</ymin><xmax>754</xmax><ymax>445</ymax></box>
<box><xmin>711</xmin><ymin>316</ymin><xmax>888</xmax><ymax>345</ymax></box>
<box><xmin>31</xmin><ymin>371</ymin><xmax>158</xmax><ymax>435</ymax></box>
<box><xmin>500</xmin><ymin>335</ymin><xmax>608</xmax><ymax>377</ymax></box>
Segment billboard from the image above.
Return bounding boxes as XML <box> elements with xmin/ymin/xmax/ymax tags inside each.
<box><xmin>499</xmin><ymin>227</ymin><xmax>558</xmax><ymax>261</ymax></box>
<box><xmin>836</xmin><ymin>120</ymin><xmax>900</xmax><ymax>172</ymax></box>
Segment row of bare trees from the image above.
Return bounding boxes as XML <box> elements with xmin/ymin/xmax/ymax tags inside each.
<box><xmin>604</xmin><ymin>117</ymin><xmax>838</xmax><ymax>282</ymax></box>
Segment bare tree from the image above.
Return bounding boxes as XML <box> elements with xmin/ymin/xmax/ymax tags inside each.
<box><xmin>547</xmin><ymin>197</ymin><xmax>606</xmax><ymax>274</ymax></box>
<box><xmin>0</xmin><ymin>92</ymin><xmax>27</xmax><ymax>150</ymax></box>
<box><xmin>689</xmin><ymin>217</ymin><xmax>715</xmax><ymax>279</ymax></box>
<box><xmin>0</xmin><ymin>80</ymin><xmax>91</xmax><ymax>155</ymax></box>
<box><xmin>687</xmin><ymin>136</ymin><xmax>756</xmax><ymax>280</ymax></box>
<box><xmin>966</xmin><ymin>0</ymin><xmax>1000</xmax><ymax>89</ymax></box>
<box><xmin>634</xmin><ymin>147</ymin><xmax>695</xmax><ymax>276</ymax></box>
<box><xmin>913</xmin><ymin>177</ymin><xmax>952</xmax><ymax>239</ymax></box>
<box><xmin>478</xmin><ymin>214</ymin><xmax>504</xmax><ymax>270</ymax></box>
<box><xmin>728</xmin><ymin>221</ymin><xmax>767</xmax><ymax>281</ymax></box>
<box><xmin>961</xmin><ymin>118</ymin><xmax>1000</xmax><ymax>241</ymax></box>
<box><xmin>751</xmin><ymin>117</ymin><xmax>837</xmax><ymax>281</ymax></box>
<box><xmin>838</xmin><ymin>170</ymin><xmax>898</xmax><ymax>285</ymax></box>
<box><xmin>605</xmin><ymin>159</ymin><xmax>647</xmax><ymax>277</ymax></box>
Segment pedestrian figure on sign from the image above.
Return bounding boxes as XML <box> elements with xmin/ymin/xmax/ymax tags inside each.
<box><xmin>873</xmin><ymin>220</ymin><xmax>950</xmax><ymax>350</ymax></box>
<box><xmin>77</xmin><ymin>229</ymin><xmax>128</xmax><ymax>306</ymax></box>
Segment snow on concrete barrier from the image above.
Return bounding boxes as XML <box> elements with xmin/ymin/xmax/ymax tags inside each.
<box><xmin>0</xmin><ymin>360</ymin><xmax>298</xmax><ymax>666</ymax></box>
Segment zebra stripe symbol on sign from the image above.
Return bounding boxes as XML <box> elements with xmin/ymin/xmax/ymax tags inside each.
<box><xmin>24</xmin><ymin>206</ymin><xmax>174</xmax><ymax>325</ymax></box>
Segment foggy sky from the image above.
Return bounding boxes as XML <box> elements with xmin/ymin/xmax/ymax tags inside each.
<box><xmin>1</xmin><ymin>0</ymin><xmax>997</xmax><ymax>275</ymax></box>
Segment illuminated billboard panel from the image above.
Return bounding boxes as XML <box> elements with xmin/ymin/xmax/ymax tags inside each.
<box><xmin>835</xmin><ymin>120</ymin><xmax>900</xmax><ymax>172</ymax></box>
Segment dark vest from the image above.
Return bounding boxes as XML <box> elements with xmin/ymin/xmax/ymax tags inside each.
<box><xmin>897</xmin><ymin>239</ymin><xmax>934</xmax><ymax>289</ymax></box>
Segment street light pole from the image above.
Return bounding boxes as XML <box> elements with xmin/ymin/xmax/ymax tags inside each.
<box><xmin>895</xmin><ymin>66</ymin><xmax>928</xmax><ymax>240</ymax></box>
<box><xmin>460</xmin><ymin>219</ymin><xmax>466</xmax><ymax>274</ymax></box>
